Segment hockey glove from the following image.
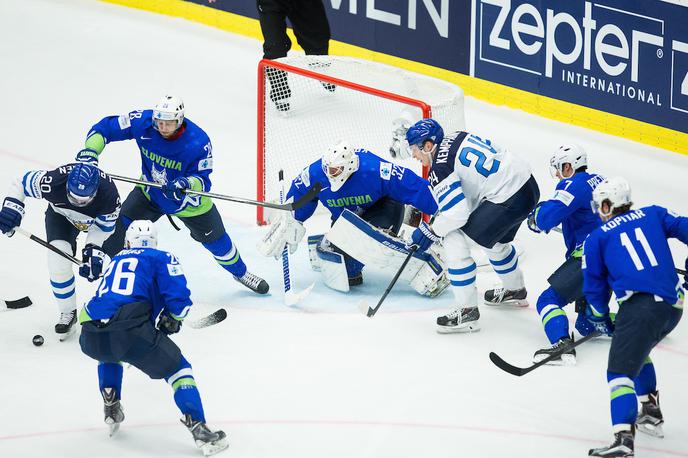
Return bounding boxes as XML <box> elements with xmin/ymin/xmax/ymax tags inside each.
<box><xmin>389</xmin><ymin>117</ymin><xmax>413</xmax><ymax>159</ymax></box>
<box><xmin>259</xmin><ymin>212</ymin><xmax>306</xmax><ymax>259</ymax></box>
<box><xmin>161</xmin><ymin>177</ymin><xmax>191</xmax><ymax>201</ymax></box>
<box><xmin>585</xmin><ymin>306</ymin><xmax>614</xmax><ymax>337</ymax></box>
<box><xmin>79</xmin><ymin>244</ymin><xmax>110</xmax><ymax>282</ymax></box>
<box><xmin>526</xmin><ymin>204</ymin><xmax>542</xmax><ymax>234</ymax></box>
<box><xmin>0</xmin><ymin>197</ymin><xmax>25</xmax><ymax>235</ymax></box>
<box><xmin>75</xmin><ymin>148</ymin><xmax>99</xmax><ymax>166</ymax></box>
<box><xmin>157</xmin><ymin>312</ymin><xmax>182</xmax><ymax>335</ymax></box>
<box><xmin>406</xmin><ymin>221</ymin><xmax>441</xmax><ymax>253</ymax></box>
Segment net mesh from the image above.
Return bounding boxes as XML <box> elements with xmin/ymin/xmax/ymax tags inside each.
<box><xmin>258</xmin><ymin>55</ymin><xmax>465</xmax><ymax>224</ymax></box>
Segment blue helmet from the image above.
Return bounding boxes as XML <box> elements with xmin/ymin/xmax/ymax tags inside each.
<box><xmin>405</xmin><ymin>118</ymin><xmax>444</xmax><ymax>149</ymax></box>
<box><xmin>67</xmin><ymin>163</ymin><xmax>100</xmax><ymax>207</ymax></box>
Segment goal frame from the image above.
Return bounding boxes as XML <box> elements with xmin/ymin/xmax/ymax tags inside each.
<box><xmin>257</xmin><ymin>58</ymin><xmax>433</xmax><ymax>226</ymax></box>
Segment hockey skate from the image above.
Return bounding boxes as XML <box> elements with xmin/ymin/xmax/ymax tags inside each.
<box><xmin>533</xmin><ymin>337</ymin><xmax>576</xmax><ymax>366</ymax></box>
<box><xmin>484</xmin><ymin>287</ymin><xmax>528</xmax><ymax>307</ymax></box>
<box><xmin>233</xmin><ymin>271</ymin><xmax>269</xmax><ymax>294</ymax></box>
<box><xmin>182</xmin><ymin>414</ymin><xmax>228</xmax><ymax>456</ymax></box>
<box><xmin>55</xmin><ymin>309</ymin><xmax>77</xmax><ymax>340</ymax></box>
<box><xmin>102</xmin><ymin>387</ymin><xmax>124</xmax><ymax>437</ymax></box>
<box><xmin>588</xmin><ymin>430</ymin><xmax>634</xmax><ymax>457</ymax></box>
<box><xmin>348</xmin><ymin>272</ymin><xmax>363</xmax><ymax>287</ymax></box>
<box><xmin>436</xmin><ymin>307</ymin><xmax>480</xmax><ymax>334</ymax></box>
<box><xmin>636</xmin><ymin>391</ymin><xmax>664</xmax><ymax>438</ymax></box>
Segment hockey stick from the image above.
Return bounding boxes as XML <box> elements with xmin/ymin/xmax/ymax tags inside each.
<box><xmin>2</xmin><ymin>297</ymin><xmax>32</xmax><ymax>309</ymax></box>
<box><xmin>187</xmin><ymin>308</ymin><xmax>227</xmax><ymax>329</ymax></box>
<box><xmin>109</xmin><ymin>174</ymin><xmax>322</xmax><ymax>211</ymax></box>
<box><xmin>489</xmin><ymin>331</ymin><xmax>601</xmax><ymax>377</ymax></box>
<box><xmin>277</xmin><ymin>170</ymin><xmax>315</xmax><ymax>306</ymax></box>
<box><xmin>13</xmin><ymin>227</ymin><xmax>83</xmax><ymax>266</ymax></box>
<box><xmin>360</xmin><ymin>246</ymin><xmax>417</xmax><ymax>318</ymax></box>
<box><xmin>166</xmin><ymin>214</ymin><xmax>181</xmax><ymax>231</ymax></box>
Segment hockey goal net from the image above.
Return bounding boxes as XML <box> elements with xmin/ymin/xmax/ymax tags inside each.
<box><xmin>257</xmin><ymin>56</ymin><xmax>466</xmax><ymax>225</ymax></box>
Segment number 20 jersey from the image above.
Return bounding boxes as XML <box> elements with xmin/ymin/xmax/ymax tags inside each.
<box><xmin>583</xmin><ymin>205</ymin><xmax>688</xmax><ymax>314</ymax></box>
<box><xmin>428</xmin><ymin>131</ymin><xmax>532</xmax><ymax>237</ymax></box>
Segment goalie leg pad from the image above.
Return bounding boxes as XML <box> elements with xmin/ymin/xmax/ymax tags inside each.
<box><xmin>484</xmin><ymin>242</ymin><xmax>524</xmax><ymax>291</ymax></box>
<box><xmin>317</xmin><ymin>243</ymin><xmax>350</xmax><ymax>293</ymax></box>
<box><xmin>308</xmin><ymin>234</ymin><xmax>325</xmax><ymax>271</ymax></box>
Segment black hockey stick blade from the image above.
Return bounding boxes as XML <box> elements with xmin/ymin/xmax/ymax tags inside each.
<box><xmin>4</xmin><ymin>296</ymin><xmax>32</xmax><ymax>309</ymax></box>
<box><xmin>289</xmin><ymin>182</ymin><xmax>322</xmax><ymax>211</ymax></box>
<box><xmin>489</xmin><ymin>331</ymin><xmax>601</xmax><ymax>377</ymax></box>
<box><xmin>187</xmin><ymin>308</ymin><xmax>227</xmax><ymax>329</ymax></box>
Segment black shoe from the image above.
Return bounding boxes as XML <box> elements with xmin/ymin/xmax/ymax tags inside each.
<box><xmin>533</xmin><ymin>337</ymin><xmax>576</xmax><ymax>365</ymax></box>
<box><xmin>436</xmin><ymin>307</ymin><xmax>480</xmax><ymax>333</ymax></box>
<box><xmin>102</xmin><ymin>387</ymin><xmax>124</xmax><ymax>437</ymax></box>
<box><xmin>637</xmin><ymin>391</ymin><xmax>664</xmax><ymax>437</ymax></box>
<box><xmin>234</xmin><ymin>271</ymin><xmax>269</xmax><ymax>294</ymax></box>
<box><xmin>348</xmin><ymin>273</ymin><xmax>363</xmax><ymax>287</ymax></box>
<box><xmin>55</xmin><ymin>309</ymin><xmax>77</xmax><ymax>334</ymax></box>
<box><xmin>589</xmin><ymin>430</ymin><xmax>634</xmax><ymax>457</ymax></box>
<box><xmin>182</xmin><ymin>414</ymin><xmax>228</xmax><ymax>456</ymax></box>
<box><xmin>484</xmin><ymin>287</ymin><xmax>528</xmax><ymax>307</ymax></box>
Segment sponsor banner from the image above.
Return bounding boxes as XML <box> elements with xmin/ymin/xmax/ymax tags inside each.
<box><xmin>473</xmin><ymin>0</ymin><xmax>688</xmax><ymax>134</ymax></box>
<box><xmin>185</xmin><ymin>0</ymin><xmax>471</xmax><ymax>74</ymax></box>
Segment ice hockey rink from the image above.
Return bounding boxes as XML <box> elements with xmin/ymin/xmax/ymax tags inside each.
<box><xmin>0</xmin><ymin>0</ymin><xmax>687</xmax><ymax>457</ymax></box>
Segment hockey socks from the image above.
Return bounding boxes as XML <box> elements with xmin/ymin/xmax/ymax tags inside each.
<box><xmin>98</xmin><ymin>362</ymin><xmax>124</xmax><ymax>398</ymax></box>
<box><xmin>608</xmin><ymin>372</ymin><xmax>638</xmax><ymax>431</ymax></box>
<box><xmin>203</xmin><ymin>233</ymin><xmax>247</xmax><ymax>278</ymax></box>
<box><xmin>633</xmin><ymin>359</ymin><xmax>657</xmax><ymax>397</ymax></box>
<box><xmin>166</xmin><ymin>357</ymin><xmax>206</xmax><ymax>423</ymax></box>
<box><xmin>536</xmin><ymin>287</ymin><xmax>569</xmax><ymax>344</ymax></box>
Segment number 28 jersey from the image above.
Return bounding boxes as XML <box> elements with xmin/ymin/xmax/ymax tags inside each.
<box><xmin>428</xmin><ymin>131</ymin><xmax>532</xmax><ymax>237</ymax></box>
<box><xmin>583</xmin><ymin>205</ymin><xmax>688</xmax><ymax>315</ymax></box>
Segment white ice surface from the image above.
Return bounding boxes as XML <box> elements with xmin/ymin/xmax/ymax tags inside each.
<box><xmin>0</xmin><ymin>1</ymin><xmax>687</xmax><ymax>457</ymax></box>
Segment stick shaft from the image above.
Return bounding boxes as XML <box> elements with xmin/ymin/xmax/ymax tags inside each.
<box><xmin>14</xmin><ymin>227</ymin><xmax>82</xmax><ymax>266</ymax></box>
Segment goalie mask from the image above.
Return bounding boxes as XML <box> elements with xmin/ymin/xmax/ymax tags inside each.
<box><xmin>322</xmin><ymin>141</ymin><xmax>359</xmax><ymax>192</ymax></box>
<box><xmin>591</xmin><ymin>176</ymin><xmax>632</xmax><ymax>219</ymax></box>
<box><xmin>125</xmin><ymin>220</ymin><xmax>158</xmax><ymax>249</ymax></box>
<box><xmin>550</xmin><ymin>144</ymin><xmax>587</xmax><ymax>178</ymax></box>
<box><xmin>152</xmin><ymin>95</ymin><xmax>185</xmax><ymax>132</ymax></box>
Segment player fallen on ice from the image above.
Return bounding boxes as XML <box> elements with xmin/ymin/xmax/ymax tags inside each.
<box><xmin>79</xmin><ymin>220</ymin><xmax>228</xmax><ymax>456</ymax></box>
<box><xmin>400</xmin><ymin>119</ymin><xmax>539</xmax><ymax>333</ymax></box>
<box><xmin>259</xmin><ymin>140</ymin><xmax>449</xmax><ymax>297</ymax></box>
<box><xmin>75</xmin><ymin>95</ymin><xmax>268</xmax><ymax>295</ymax></box>
<box><xmin>0</xmin><ymin>163</ymin><xmax>120</xmax><ymax>337</ymax></box>
<box><xmin>583</xmin><ymin>177</ymin><xmax>685</xmax><ymax>457</ymax></box>
<box><xmin>527</xmin><ymin>144</ymin><xmax>604</xmax><ymax>365</ymax></box>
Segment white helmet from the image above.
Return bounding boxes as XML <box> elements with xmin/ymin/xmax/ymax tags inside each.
<box><xmin>549</xmin><ymin>144</ymin><xmax>587</xmax><ymax>178</ymax></box>
<box><xmin>591</xmin><ymin>177</ymin><xmax>632</xmax><ymax>218</ymax></box>
<box><xmin>321</xmin><ymin>141</ymin><xmax>359</xmax><ymax>192</ymax></box>
<box><xmin>152</xmin><ymin>95</ymin><xmax>185</xmax><ymax>129</ymax></box>
<box><xmin>125</xmin><ymin>220</ymin><xmax>158</xmax><ymax>249</ymax></box>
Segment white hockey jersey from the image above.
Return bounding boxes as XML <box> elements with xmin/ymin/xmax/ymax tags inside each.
<box><xmin>428</xmin><ymin>131</ymin><xmax>532</xmax><ymax>237</ymax></box>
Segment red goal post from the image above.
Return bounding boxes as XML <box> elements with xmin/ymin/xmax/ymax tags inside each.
<box><xmin>257</xmin><ymin>56</ymin><xmax>465</xmax><ymax>225</ymax></box>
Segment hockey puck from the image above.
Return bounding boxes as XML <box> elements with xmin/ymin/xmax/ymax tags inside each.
<box><xmin>32</xmin><ymin>335</ymin><xmax>44</xmax><ymax>347</ymax></box>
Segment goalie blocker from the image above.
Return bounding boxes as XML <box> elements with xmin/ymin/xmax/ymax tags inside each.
<box><xmin>309</xmin><ymin>210</ymin><xmax>448</xmax><ymax>296</ymax></box>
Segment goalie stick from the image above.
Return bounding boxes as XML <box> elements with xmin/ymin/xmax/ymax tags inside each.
<box><xmin>489</xmin><ymin>331</ymin><xmax>601</xmax><ymax>377</ymax></box>
<box><xmin>277</xmin><ymin>170</ymin><xmax>314</xmax><ymax>306</ymax></box>
<box><xmin>109</xmin><ymin>174</ymin><xmax>322</xmax><ymax>212</ymax></box>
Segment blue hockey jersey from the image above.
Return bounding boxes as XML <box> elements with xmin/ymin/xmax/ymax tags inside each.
<box><xmin>83</xmin><ymin>110</ymin><xmax>214</xmax><ymax>217</ymax></box>
<box><xmin>287</xmin><ymin>150</ymin><xmax>438</xmax><ymax>222</ymax></box>
<box><xmin>535</xmin><ymin>172</ymin><xmax>604</xmax><ymax>257</ymax></box>
<box><xmin>82</xmin><ymin>247</ymin><xmax>192</xmax><ymax>322</ymax></box>
<box><xmin>583</xmin><ymin>206</ymin><xmax>688</xmax><ymax>315</ymax></box>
